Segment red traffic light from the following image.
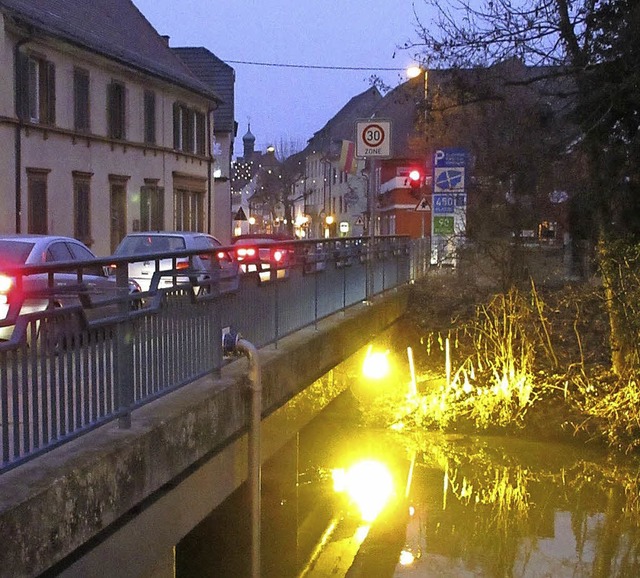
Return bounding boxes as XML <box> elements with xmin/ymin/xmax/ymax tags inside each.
<box><xmin>408</xmin><ymin>169</ymin><xmax>422</xmax><ymax>189</ymax></box>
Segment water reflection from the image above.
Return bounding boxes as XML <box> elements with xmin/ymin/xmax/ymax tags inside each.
<box><xmin>398</xmin><ymin>434</ymin><xmax>640</xmax><ymax>577</ymax></box>
<box><xmin>176</xmin><ymin>393</ymin><xmax>640</xmax><ymax>577</ymax></box>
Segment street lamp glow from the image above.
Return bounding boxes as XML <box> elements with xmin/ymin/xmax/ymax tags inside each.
<box><xmin>407</xmin><ymin>65</ymin><xmax>422</xmax><ymax>79</ymax></box>
<box><xmin>325</xmin><ymin>215</ymin><xmax>334</xmax><ymax>226</ymax></box>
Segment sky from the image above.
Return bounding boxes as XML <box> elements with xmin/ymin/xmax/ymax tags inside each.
<box><xmin>133</xmin><ymin>0</ymin><xmax>431</xmax><ymax>158</ymax></box>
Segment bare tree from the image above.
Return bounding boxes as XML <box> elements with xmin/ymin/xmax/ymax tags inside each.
<box><xmin>406</xmin><ymin>0</ymin><xmax>640</xmax><ymax>373</ymax></box>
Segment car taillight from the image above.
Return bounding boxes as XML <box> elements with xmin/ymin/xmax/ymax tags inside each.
<box><xmin>0</xmin><ymin>274</ymin><xmax>13</xmax><ymax>294</ymax></box>
<box><xmin>272</xmin><ymin>249</ymin><xmax>284</xmax><ymax>263</ymax></box>
<box><xmin>236</xmin><ymin>247</ymin><xmax>256</xmax><ymax>260</ymax></box>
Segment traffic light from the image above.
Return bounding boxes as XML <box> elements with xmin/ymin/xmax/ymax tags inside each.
<box><xmin>408</xmin><ymin>169</ymin><xmax>422</xmax><ymax>190</ymax></box>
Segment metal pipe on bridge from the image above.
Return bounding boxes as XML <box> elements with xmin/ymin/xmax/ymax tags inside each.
<box><xmin>225</xmin><ymin>333</ymin><xmax>262</xmax><ymax>578</ymax></box>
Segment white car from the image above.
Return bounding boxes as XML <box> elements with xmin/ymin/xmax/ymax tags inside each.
<box><xmin>112</xmin><ymin>231</ymin><xmax>239</xmax><ymax>294</ymax></box>
<box><xmin>0</xmin><ymin>234</ymin><xmax>132</xmax><ymax>343</ymax></box>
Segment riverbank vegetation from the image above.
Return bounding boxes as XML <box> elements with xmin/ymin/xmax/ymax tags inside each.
<box><xmin>367</xmin><ymin>244</ymin><xmax>640</xmax><ymax>454</ymax></box>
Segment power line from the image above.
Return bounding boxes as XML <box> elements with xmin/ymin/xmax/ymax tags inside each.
<box><xmin>222</xmin><ymin>59</ymin><xmax>406</xmax><ymax>72</ymax></box>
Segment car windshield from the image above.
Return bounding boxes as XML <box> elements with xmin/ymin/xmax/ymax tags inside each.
<box><xmin>0</xmin><ymin>240</ymin><xmax>35</xmax><ymax>265</ymax></box>
<box><xmin>115</xmin><ymin>235</ymin><xmax>186</xmax><ymax>256</ymax></box>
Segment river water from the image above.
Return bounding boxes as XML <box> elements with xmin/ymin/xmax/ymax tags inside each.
<box><xmin>177</xmin><ymin>391</ymin><xmax>640</xmax><ymax>577</ymax></box>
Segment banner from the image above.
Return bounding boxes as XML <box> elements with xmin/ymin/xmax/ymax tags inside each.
<box><xmin>339</xmin><ymin>140</ymin><xmax>357</xmax><ymax>175</ymax></box>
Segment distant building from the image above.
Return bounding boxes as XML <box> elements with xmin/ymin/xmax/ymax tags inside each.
<box><xmin>292</xmin><ymin>86</ymin><xmax>382</xmax><ymax>238</ymax></box>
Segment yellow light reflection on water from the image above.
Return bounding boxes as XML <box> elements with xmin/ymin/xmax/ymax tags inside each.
<box><xmin>399</xmin><ymin>549</ymin><xmax>416</xmax><ymax>566</ymax></box>
<box><xmin>332</xmin><ymin>460</ymin><xmax>395</xmax><ymax>523</ymax></box>
<box><xmin>362</xmin><ymin>346</ymin><xmax>391</xmax><ymax>380</ymax></box>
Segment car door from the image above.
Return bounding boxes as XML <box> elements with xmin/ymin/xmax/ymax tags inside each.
<box><xmin>44</xmin><ymin>241</ymin><xmax>80</xmax><ymax>300</ymax></box>
<box><xmin>65</xmin><ymin>241</ymin><xmax>116</xmax><ymax>300</ymax></box>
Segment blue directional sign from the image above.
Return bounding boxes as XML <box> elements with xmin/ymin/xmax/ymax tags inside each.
<box><xmin>433</xmin><ymin>194</ymin><xmax>455</xmax><ymax>214</ymax></box>
<box><xmin>434</xmin><ymin>169</ymin><xmax>465</xmax><ymax>193</ymax></box>
<box><xmin>433</xmin><ymin>148</ymin><xmax>468</xmax><ymax>168</ymax></box>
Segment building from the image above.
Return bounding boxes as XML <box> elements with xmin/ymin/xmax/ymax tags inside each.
<box><xmin>292</xmin><ymin>86</ymin><xmax>382</xmax><ymax>238</ymax></box>
<box><xmin>0</xmin><ymin>0</ymin><xmax>223</xmax><ymax>255</ymax></box>
<box><xmin>173</xmin><ymin>46</ymin><xmax>236</xmax><ymax>244</ymax></box>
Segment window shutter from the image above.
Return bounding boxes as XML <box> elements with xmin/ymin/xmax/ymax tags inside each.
<box><xmin>173</xmin><ymin>102</ymin><xmax>180</xmax><ymax>149</ymax></box>
<box><xmin>74</xmin><ymin>69</ymin><xmax>90</xmax><ymax>132</ymax></box>
<box><xmin>15</xmin><ymin>51</ymin><xmax>30</xmax><ymax>120</ymax></box>
<box><xmin>45</xmin><ymin>61</ymin><xmax>56</xmax><ymax>125</ymax></box>
<box><xmin>154</xmin><ymin>186</ymin><xmax>165</xmax><ymax>230</ymax></box>
<box><xmin>107</xmin><ymin>82</ymin><xmax>115</xmax><ymax>137</ymax></box>
<box><xmin>195</xmin><ymin>111</ymin><xmax>206</xmax><ymax>155</ymax></box>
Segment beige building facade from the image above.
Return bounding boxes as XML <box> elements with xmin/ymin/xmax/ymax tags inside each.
<box><xmin>0</xmin><ymin>1</ymin><xmax>222</xmax><ymax>256</ymax></box>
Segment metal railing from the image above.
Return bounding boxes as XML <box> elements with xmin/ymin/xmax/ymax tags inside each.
<box><xmin>0</xmin><ymin>236</ymin><xmax>429</xmax><ymax>473</ymax></box>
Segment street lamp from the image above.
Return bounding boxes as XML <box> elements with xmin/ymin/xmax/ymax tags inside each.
<box><xmin>324</xmin><ymin>214</ymin><xmax>334</xmax><ymax>238</ymax></box>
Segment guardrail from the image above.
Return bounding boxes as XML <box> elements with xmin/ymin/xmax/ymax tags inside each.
<box><xmin>0</xmin><ymin>235</ymin><xmax>429</xmax><ymax>474</ymax></box>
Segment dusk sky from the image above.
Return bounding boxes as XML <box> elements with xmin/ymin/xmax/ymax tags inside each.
<box><xmin>133</xmin><ymin>0</ymin><xmax>432</xmax><ymax>157</ymax></box>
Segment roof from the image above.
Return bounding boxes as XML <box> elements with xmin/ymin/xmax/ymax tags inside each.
<box><xmin>0</xmin><ymin>0</ymin><xmax>221</xmax><ymax>102</ymax></box>
<box><xmin>305</xmin><ymin>86</ymin><xmax>382</xmax><ymax>156</ymax></box>
<box><xmin>370</xmin><ymin>77</ymin><xmax>425</xmax><ymax>158</ymax></box>
<box><xmin>173</xmin><ymin>47</ymin><xmax>235</xmax><ymax>132</ymax></box>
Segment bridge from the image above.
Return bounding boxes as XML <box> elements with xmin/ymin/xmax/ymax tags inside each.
<box><xmin>0</xmin><ymin>235</ymin><xmax>429</xmax><ymax>577</ymax></box>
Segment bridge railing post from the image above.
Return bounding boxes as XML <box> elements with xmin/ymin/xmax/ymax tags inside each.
<box><xmin>114</xmin><ymin>262</ymin><xmax>134</xmax><ymax>429</ymax></box>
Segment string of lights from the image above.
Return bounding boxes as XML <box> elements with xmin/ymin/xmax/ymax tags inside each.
<box><xmin>221</xmin><ymin>59</ymin><xmax>407</xmax><ymax>72</ymax></box>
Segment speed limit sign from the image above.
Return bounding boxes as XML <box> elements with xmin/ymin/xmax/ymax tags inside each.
<box><xmin>355</xmin><ymin>120</ymin><xmax>391</xmax><ymax>158</ymax></box>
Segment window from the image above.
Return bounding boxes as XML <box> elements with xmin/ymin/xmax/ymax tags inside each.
<box><xmin>73</xmin><ymin>68</ymin><xmax>90</xmax><ymax>132</ymax></box>
<box><xmin>174</xmin><ymin>177</ymin><xmax>205</xmax><ymax>231</ymax></box>
<box><xmin>173</xmin><ymin>103</ymin><xmax>206</xmax><ymax>154</ymax></box>
<box><xmin>73</xmin><ymin>172</ymin><xmax>92</xmax><ymax>244</ymax></box>
<box><xmin>143</xmin><ymin>90</ymin><xmax>156</xmax><ymax>144</ymax></box>
<box><xmin>107</xmin><ymin>81</ymin><xmax>126</xmax><ymax>140</ymax></box>
<box><xmin>17</xmin><ymin>53</ymin><xmax>55</xmax><ymax>124</ymax></box>
<box><xmin>140</xmin><ymin>181</ymin><xmax>164</xmax><ymax>230</ymax></box>
<box><xmin>27</xmin><ymin>169</ymin><xmax>49</xmax><ymax>234</ymax></box>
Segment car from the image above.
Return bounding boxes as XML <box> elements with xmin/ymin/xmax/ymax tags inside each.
<box><xmin>231</xmin><ymin>234</ymin><xmax>295</xmax><ymax>281</ymax></box>
<box><xmin>111</xmin><ymin>231</ymin><xmax>239</xmax><ymax>294</ymax></box>
<box><xmin>0</xmin><ymin>234</ymin><xmax>135</xmax><ymax>343</ymax></box>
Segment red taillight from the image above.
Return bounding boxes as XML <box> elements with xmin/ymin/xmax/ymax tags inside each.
<box><xmin>0</xmin><ymin>274</ymin><xmax>13</xmax><ymax>294</ymax></box>
<box><xmin>272</xmin><ymin>249</ymin><xmax>284</xmax><ymax>263</ymax></box>
<box><xmin>236</xmin><ymin>247</ymin><xmax>256</xmax><ymax>260</ymax></box>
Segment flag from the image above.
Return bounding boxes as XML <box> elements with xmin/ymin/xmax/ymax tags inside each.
<box><xmin>339</xmin><ymin>140</ymin><xmax>358</xmax><ymax>175</ymax></box>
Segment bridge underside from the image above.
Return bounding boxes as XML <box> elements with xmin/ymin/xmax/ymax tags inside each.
<box><xmin>0</xmin><ymin>286</ymin><xmax>410</xmax><ymax>577</ymax></box>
